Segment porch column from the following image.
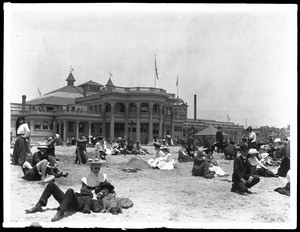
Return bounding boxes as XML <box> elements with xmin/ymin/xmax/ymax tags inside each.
<box><xmin>88</xmin><ymin>122</ymin><xmax>92</xmax><ymax>138</ymax></box>
<box><xmin>53</xmin><ymin>121</ymin><xmax>56</xmax><ymax>134</ymax></box>
<box><xmin>124</xmin><ymin>103</ymin><xmax>129</xmax><ymax>140</ymax></box>
<box><xmin>158</xmin><ymin>104</ymin><xmax>163</xmax><ymax>138</ymax></box>
<box><xmin>136</xmin><ymin>102</ymin><xmax>141</xmax><ymax>143</ymax></box>
<box><xmin>101</xmin><ymin>103</ymin><xmax>106</xmax><ymax>137</ymax></box>
<box><xmin>148</xmin><ymin>103</ymin><xmax>154</xmax><ymax>144</ymax></box>
<box><xmin>63</xmin><ymin>120</ymin><xmax>67</xmax><ymax>142</ymax></box>
<box><xmin>171</xmin><ymin>107</ymin><xmax>175</xmax><ymax>139</ymax></box>
<box><xmin>58</xmin><ymin>121</ymin><xmax>62</xmax><ymax>138</ymax></box>
<box><xmin>110</xmin><ymin>102</ymin><xmax>115</xmax><ymax>140</ymax></box>
<box><xmin>76</xmin><ymin>121</ymin><xmax>80</xmax><ymax>140</ymax></box>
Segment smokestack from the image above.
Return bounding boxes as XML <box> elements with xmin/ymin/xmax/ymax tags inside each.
<box><xmin>194</xmin><ymin>94</ymin><xmax>197</xmax><ymax>120</ymax></box>
<box><xmin>22</xmin><ymin>95</ymin><xmax>26</xmax><ymax>113</ymax></box>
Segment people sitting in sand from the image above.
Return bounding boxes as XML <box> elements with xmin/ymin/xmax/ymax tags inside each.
<box><xmin>148</xmin><ymin>146</ymin><xmax>177</xmax><ymax>170</ymax></box>
<box><xmin>25</xmin><ymin>159</ymin><xmax>108</xmax><ymax>222</ymax></box>
<box><xmin>224</xmin><ymin>140</ymin><xmax>237</xmax><ymax>160</ymax></box>
<box><xmin>204</xmin><ymin>145</ymin><xmax>229</xmax><ymax>177</ymax></box>
<box><xmin>133</xmin><ymin>142</ymin><xmax>149</xmax><ymax>155</ymax></box>
<box><xmin>32</xmin><ymin>144</ymin><xmax>68</xmax><ymax>178</ymax></box>
<box><xmin>192</xmin><ymin>147</ymin><xmax>215</xmax><ymax>179</ymax></box>
<box><xmin>247</xmin><ymin>148</ymin><xmax>278</xmax><ymax>178</ymax></box>
<box><xmin>75</xmin><ymin>136</ymin><xmax>89</xmax><ymax>164</ymax></box>
<box><xmin>111</xmin><ymin>142</ymin><xmax>121</xmax><ymax>155</ymax></box>
<box><xmin>231</xmin><ymin>143</ymin><xmax>260</xmax><ymax>195</ymax></box>
<box><xmin>178</xmin><ymin>140</ymin><xmax>194</xmax><ymax>163</ymax></box>
<box><xmin>123</xmin><ymin>139</ymin><xmax>135</xmax><ymax>155</ymax></box>
<box><xmin>21</xmin><ymin>153</ymin><xmax>55</xmax><ymax>183</ymax></box>
<box><xmin>94</xmin><ymin>136</ymin><xmax>107</xmax><ymax>160</ymax></box>
<box><xmin>147</xmin><ymin>142</ymin><xmax>164</xmax><ymax>168</ymax></box>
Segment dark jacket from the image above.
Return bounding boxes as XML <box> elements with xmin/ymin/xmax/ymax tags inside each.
<box><xmin>232</xmin><ymin>155</ymin><xmax>253</xmax><ymax>183</ymax></box>
<box><xmin>216</xmin><ymin>130</ymin><xmax>223</xmax><ymax>142</ymax></box>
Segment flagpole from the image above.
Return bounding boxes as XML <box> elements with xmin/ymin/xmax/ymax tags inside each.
<box><xmin>177</xmin><ymin>75</ymin><xmax>179</xmax><ymax>98</ymax></box>
<box><xmin>154</xmin><ymin>54</ymin><xmax>156</xmax><ymax>88</ymax></box>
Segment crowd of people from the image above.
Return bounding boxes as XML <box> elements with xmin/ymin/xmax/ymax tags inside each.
<box><xmin>11</xmin><ymin>116</ymin><xmax>291</xmax><ymax>222</ymax></box>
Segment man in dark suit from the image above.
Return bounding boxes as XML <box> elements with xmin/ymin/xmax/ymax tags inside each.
<box><xmin>231</xmin><ymin>143</ymin><xmax>260</xmax><ymax>195</ymax></box>
<box><xmin>216</xmin><ymin>126</ymin><xmax>224</xmax><ymax>153</ymax></box>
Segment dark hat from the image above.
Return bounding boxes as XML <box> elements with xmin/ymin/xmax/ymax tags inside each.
<box><xmin>218</xmin><ymin>126</ymin><xmax>222</xmax><ymax>129</ymax></box>
<box><xmin>239</xmin><ymin>143</ymin><xmax>248</xmax><ymax>151</ymax></box>
<box><xmin>160</xmin><ymin>146</ymin><xmax>170</xmax><ymax>152</ymax></box>
<box><xmin>97</xmin><ymin>181</ymin><xmax>115</xmax><ymax>193</ymax></box>
<box><xmin>153</xmin><ymin>142</ymin><xmax>161</xmax><ymax>147</ymax></box>
<box><xmin>246</xmin><ymin>126</ymin><xmax>252</xmax><ymax>131</ymax></box>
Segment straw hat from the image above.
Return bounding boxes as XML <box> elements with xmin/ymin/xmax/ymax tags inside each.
<box><xmin>37</xmin><ymin>144</ymin><xmax>49</xmax><ymax>150</ymax></box>
<box><xmin>86</xmin><ymin>158</ymin><xmax>105</xmax><ymax>166</ymax></box>
<box><xmin>248</xmin><ymin>148</ymin><xmax>258</xmax><ymax>155</ymax></box>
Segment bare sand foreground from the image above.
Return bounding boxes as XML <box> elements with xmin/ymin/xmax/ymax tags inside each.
<box><xmin>6</xmin><ymin>145</ymin><xmax>294</xmax><ymax>229</ymax></box>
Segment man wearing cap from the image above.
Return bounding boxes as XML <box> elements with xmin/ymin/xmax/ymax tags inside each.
<box><xmin>231</xmin><ymin>143</ymin><xmax>260</xmax><ymax>195</ymax></box>
<box><xmin>216</xmin><ymin>126</ymin><xmax>224</xmax><ymax>153</ymax></box>
<box><xmin>25</xmin><ymin>159</ymin><xmax>108</xmax><ymax>222</ymax></box>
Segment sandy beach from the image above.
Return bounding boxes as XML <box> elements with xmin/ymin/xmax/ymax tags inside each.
<box><xmin>5</xmin><ymin>145</ymin><xmax>294</xmax><ymax>229</ymax></box>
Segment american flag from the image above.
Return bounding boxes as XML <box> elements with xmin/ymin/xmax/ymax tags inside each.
<box><xmin>155</xmin><ymin>54</ymin><xmax>159</xmax><ymax>80</ymax></box>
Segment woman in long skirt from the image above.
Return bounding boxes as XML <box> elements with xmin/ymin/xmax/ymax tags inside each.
<box><xmin>12</xmin><ymin>116</ymin><xmax>31</xmax><ymax>166</ymax></box>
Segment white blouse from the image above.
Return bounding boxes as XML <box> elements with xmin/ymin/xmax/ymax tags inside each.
<box><xmin>17</xmin><ymin>123</ymin><xmax>30</xmax><ymax>137</ymax></box>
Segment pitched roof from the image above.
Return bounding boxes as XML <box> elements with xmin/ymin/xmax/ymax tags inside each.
<box><xmin>195</xmin><ymin>126</ymin><xmax>228</xmax><ymax>136</ymax></box>
<box><xmin>77</xmin><ymin>80</ymin><xmax>104</xmax><ymax>87</ymax></box>
<box><xmin>26</xmin><ymin>96</ymin><xmax>76</xmax><ymax>106</ymax></box>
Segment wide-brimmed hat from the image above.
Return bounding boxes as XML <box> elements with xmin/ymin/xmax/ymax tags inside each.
<box><xmin>153</xmin><ymin>142</ymin><xmax>161</xmax><ymax>147</ymax></box>
<box><xmin>112</xmin><ymin>143</ymin><xmax>119</xmax><ymax>149</ymax></box>
<box><xmin>160</xmin><ymin>146</ymin><xmax>170</xmax><ymax>152</ymax></box>
<box><xmin>97</xmin><ymin>181</ymin><xmax>115</xmax><ymax>192</ymax></box>
<box><xmin>37</xmin><ymin>144</ymin><xmax>49</xmax><ymax>150</ymax></box>
<box><xmin>248</xmin><ymin>148</ymin><xmax>258</xmax><ymax>155</ymax></box>
<box><xmin>246</xmin><ymin>126</ymin><xmax>252</xmax><ymax>131</ymax></box>
<box><xmin>86</xmin><ymin>158</ymin><xmax>105</xmax><ymax>166</ymax></box>
<box><xmin>77</xmin><ymin>136</ymin><xmax>88</xmax><ymax>143</ymax></box>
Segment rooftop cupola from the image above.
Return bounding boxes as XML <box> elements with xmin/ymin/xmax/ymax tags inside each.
<box><xmin>66</xmin><ymin>72</ymin><xmax>76</xmax><ymax>86</ymax></box>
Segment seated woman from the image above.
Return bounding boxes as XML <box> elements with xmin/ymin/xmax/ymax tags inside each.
<box><xmin>178</xmin><ymin>141</ymin><xmax>194</xmax><ymax>163</ymax></box>
<box><xmin>204</xmin><ymin>145</ymin><xmax>229</xmax><ymax>177</ymax></box>
<box><xmin>247</xmin><ymin>148</ymin><xmax>278</xmax><ymax>178</ymax></box>
<box><xmin>147</xmin><ymin>142</ymin><xmax>165</xmax><ymax>168</ymax></box>
<box><xmin>150</xmin><ymin>146</ymin><xmax>177</xmax><ymax>170</ymax></box>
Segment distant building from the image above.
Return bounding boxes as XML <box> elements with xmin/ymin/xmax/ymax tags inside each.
<box><xmin>10</xmin><ymin>72</ymin><xmax>244</xmax><ymax>144</ymax></box>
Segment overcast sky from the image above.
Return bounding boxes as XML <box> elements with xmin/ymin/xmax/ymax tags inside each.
<box><xmin>4</xmin><ymin>3</ymin><xmax>297</xmax><ymax>128</ymax></box>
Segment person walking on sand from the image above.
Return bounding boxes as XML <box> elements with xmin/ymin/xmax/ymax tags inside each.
<box><xmin>25</xmin><ymin>159</ymin><xmax>108</xmax><ymax>222</ymax></box>
<box><xmin>231</xmin><ymin>143</ymin><xmax>260</xmax><ymax>195</ymax></box>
